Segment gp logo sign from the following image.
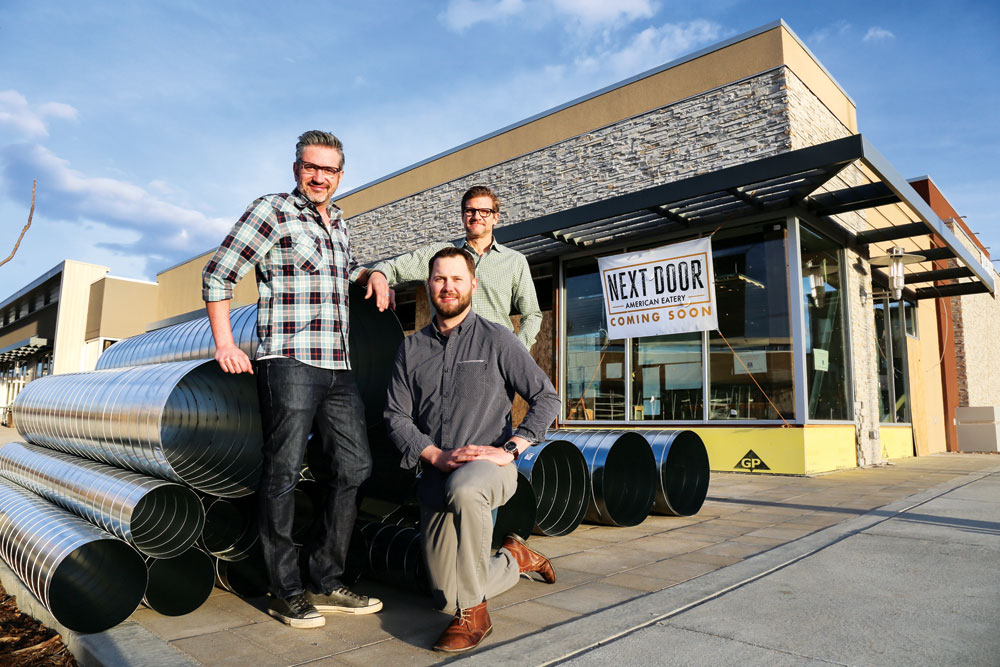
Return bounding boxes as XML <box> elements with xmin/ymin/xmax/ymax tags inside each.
<box><xmin>734</xmin><ymin>449</ymin><xmax>770</xmax><ymax>472</ymax></box>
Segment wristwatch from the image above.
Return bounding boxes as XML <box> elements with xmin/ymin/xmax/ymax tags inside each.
<box><xmin>500</xmin><ymin>440</ymin><xmax>519</xmax><ymax>460</ymax></box>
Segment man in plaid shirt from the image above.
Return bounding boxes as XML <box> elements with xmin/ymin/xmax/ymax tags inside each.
<box><xmin>203</xmin><ymin>130</ymin><xmax>382</xmax><ymax>629</ymax></box>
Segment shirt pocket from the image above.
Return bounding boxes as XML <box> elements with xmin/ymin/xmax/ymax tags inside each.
<box><xmin>274</xmin><ymin>233</ymin><xmax>324</xmax><ymax>274</ymax></box>
<box><xmin>453</xmin><ymin>359</ymin><xmax>488</xmax><ymax>398</ymax></box>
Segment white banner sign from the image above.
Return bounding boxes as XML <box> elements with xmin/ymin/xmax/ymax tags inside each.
<box><xmin>597</xmin><ymin>237</ymin><xmax>718</xmax><ymax>339</ymax></box>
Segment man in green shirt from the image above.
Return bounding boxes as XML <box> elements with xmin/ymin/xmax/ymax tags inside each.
<box><xmin>366</xmin><ymin>186</ymin><xmax>542</xmax><ymax>350</ymax></box>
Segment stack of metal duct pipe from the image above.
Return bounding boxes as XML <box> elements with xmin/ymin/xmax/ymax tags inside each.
<box><xmin>637</xmin><ymin>429</ymin><xmax>711</xmax><ymax>516</ymax></box>
<box><xmin>515</xmin><ymin>438</ymin><xmax>590</xmax><ymax>536</ymax></box>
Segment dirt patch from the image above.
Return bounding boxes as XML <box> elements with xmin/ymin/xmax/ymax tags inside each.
<box><xmin>0</xmin><ymin>583</ymin><xmax>77</xmax><ymax>666</ymax></box>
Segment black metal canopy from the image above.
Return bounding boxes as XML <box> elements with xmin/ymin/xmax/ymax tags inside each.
<box><xmin>0</xmin><ymin>336</ymin><xmax>49</xmax><ymax>364</ymax></box>
<box><xmin>491</xmin><ymin>134</ymin><xmax>993</xmax><ymax>300</ymax></box>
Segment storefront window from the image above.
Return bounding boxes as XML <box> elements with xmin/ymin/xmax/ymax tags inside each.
<box><xmin>564</xmin><ymin>257</ymin><xmax>626</xmax><ymax>420</ymax></box>
<box><xmin>874</xmin><ymin>297</ymin><xmax>910</xmax><ymax>423</ymax></box>
<box><xmin>631</xmin><ymin>332</ymin><xmax>703</xmax><ymax>420</ymax></box>
<box><xmin>708</xmin><ymin>225</ymin><xmax>794</xmax><ymax>420</ymax></box>
<box><xmin>801</xmin><ymin>227</ymin><xmax>849</xmax><ymax>420</ymax></box>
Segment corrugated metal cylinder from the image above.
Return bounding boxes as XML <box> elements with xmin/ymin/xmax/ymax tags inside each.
<box><xmin>0</xmin><ymin>441</ymin><xmax>204</xmax><ymax>558</ymax></box>
<box><xmin>198</xmin><ymin>496</ymin><xmax>257</xmax><ymax>561</ymax></box>
<box><xmin>515</xmin><ymin>439</ymin><xmax>590</xmax><ymax>536</ymax></box>
<box><xmin>0</xmin><ymin>477</ymin><xmax>147</xmax><ymax>633</ymax></box>
<box><xmin>143</xmin><ymin>548</ymin><xmax>215</xmax><ymax>616</ymax></box>
<box><xmin>554</xmin><ymin>430</ymin><xmax>656</xmax><ymax>527</ymax></box>
<box><xmin>12</xmin><ymin>359</ymin><xmax>262</xmax><ymax>498</ymax></box>
<box><xmin>636</xmin><ymin>429</ymin><xmax>711</xmax><ymax>516</ymax></box>
<box><xmin>491</xmin><ymin>471</ymin><xmax>536</xmax><ymax>548</ymax></box>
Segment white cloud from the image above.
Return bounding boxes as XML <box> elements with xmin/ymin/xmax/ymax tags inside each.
<box><xmin>575</xmin><ymin>20</ymin><xmax>722</xmax><ymax>80</ymax></box>
<box><xmin>807</xmin><ymin>20</ymin><xmax>852</xmax><ymax>45</ymax></box>
<box><xmin>863</xmin><ymin>27</ymin><xmax>895</xmax><ymax>43</ymax></box>
<box><xmin>439</xmin><ymin>0</ymin><xmax>527</xmax><ymax>32</ymax></box>
<box><xmin>439</xmin><ymin>0</ymin><xmax>656</xmax><ymax>32</ymax></box>
<box><xmin>551</xmin><ymin>0</ymin><xmax>656</xmax><ymax>27</ymax></box>
<box><xmin>1</xmin><ymin>143</ymin><xmax>230</xmax><ymax>261</ymax></box>
<box><xmin>0</xmin><ymin>91</ymin><xmax>78</xmax><ymax>138</ymax></box>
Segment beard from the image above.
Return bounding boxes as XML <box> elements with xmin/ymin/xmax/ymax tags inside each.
<box><xmin>432</xmin><ymin>290</ymin><xmax>473</xmax><ymax>318</ymax></box>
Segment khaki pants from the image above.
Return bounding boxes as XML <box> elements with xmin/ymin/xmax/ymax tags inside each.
<box><xmin>420</xmin><ymin>460</ymin><xmax>520</xmax><ymax>611</ymax></box>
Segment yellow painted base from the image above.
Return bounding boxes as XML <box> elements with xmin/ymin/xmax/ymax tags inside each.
<box><xmin>690</xmin><ymin>425</ymin><xmax>858</xmax><ymax>475</ymax></box>
<box><xmin>879</xmin><ymin>425</ymin><xmax>915</xmax><ymax>460</ymax></box>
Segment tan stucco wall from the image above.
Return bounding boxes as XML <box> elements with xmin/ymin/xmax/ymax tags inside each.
<box><xmin>156</xmin><ymin>251</ymin><xmax>259</xmax><ymax>323</ymax></box>
<box><xmin>908</xmin><ymin>301</ymin><xmax>948</xmax><ymax>454</ymax></box>
<box><xmin>85</xmin><ymin>277</ymin><xmax>158</xmax><ymax>341</ymax></box>
<box><xmin>52</xmin><ymin>261</ymin><xmax>109</xmax><ymax>374</ymax></box>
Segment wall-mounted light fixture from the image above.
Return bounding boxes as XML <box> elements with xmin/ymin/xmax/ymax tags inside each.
<box><xmin>805</xmin><ymin>259</ymin><xmax>826</xmax><ymax>306</ymax></box>
<box><xmin>869</xmin><ymin>246</ymin><xmax>923</xmax><ymax>300</ymax></box>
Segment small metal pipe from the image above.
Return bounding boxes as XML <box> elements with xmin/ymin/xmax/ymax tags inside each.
<box><xmin>554</xmin><ymin>429</ymin><xmax>657</xmax><ymax>527</ymax></box>
<box><xmin>0</xmin><ymin>441</ymin><xmax>205</xmax><ymax>559</ymax></box>
<box><xmin>214</xmin><ymin>549</ymin><xmax>269</xmax><ymax>598</ymax></box>
<box><xmin>357</xmin><ymin>520</ymin><xmax>428</xmax><ymax>592</ymax></box>
<box><xmin>12</xmin><ymin>359</ymin><xmax>262</xmax><ymax>498</ymax></box>
<box><xmin>516</xmin><ymin>439</ymin><xmax>590</xmax><ymax>536</ymax></box>
<box><xmin>198</xmin><ymin>496</ymin><xmax>257</xmax><ymax>561</ymax></box>
<box><xmin>492</xmin><ymin>471</ymin><xmax>537</xmax><ymax>548</ymax></box>
<box><xmin>635</xmin><ymin>429</ymin><xmax>711</xmax><ymax>516</ymax></box>
<box><xmin>143</xmin><ymin>548</ymin><xmax>215</xmax><ymax>616</ymax></box>
<box><xmin>0</xmin><ymin>478</ymin><xmax>147</xmax><ymax>633</ymax></box>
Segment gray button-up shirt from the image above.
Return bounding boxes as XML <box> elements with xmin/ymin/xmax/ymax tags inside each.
<box><xmin>384</xmin><ymin>311</ymin><xmax>559</xmax><ymax>473</ymax></box>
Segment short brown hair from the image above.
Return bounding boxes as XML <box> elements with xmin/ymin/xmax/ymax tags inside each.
<box><xmin>460</xmin><ymin>185</ymin><xmax>499</xmax><ymax>213</ymax></box>
<box><xmin>428</xmin><ymin>246</ymin><xmax>476</xmax><ymax>278</ymax></box>
<box><xmin>296</xmin><ymin>130</ymin><xmax>345</xmax><ymax>168</ymax></box>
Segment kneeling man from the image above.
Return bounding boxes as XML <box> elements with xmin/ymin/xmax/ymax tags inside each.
<box><xmin>384</xmin><ymin>246</ymin><xmax>560</xmax><ymax>653</ymax></box>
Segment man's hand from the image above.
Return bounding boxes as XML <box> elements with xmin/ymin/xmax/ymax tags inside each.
<box><xmin>215</xmin><ymin>342</ymin><xmax>253</xmax><ymax>374</ymax></box>
<box><xmin>472</xmin><ymin>446</ymin><xmax>516</xmax><ymax>466</ymax></box>
<box><xmin>364</xmin><ymin>270</ymin><xmax>396</xmax><ymax>312</ymax></box>
<box><xmin>422</xmin><ymin>444</ymin><xmax>484</xmax><ymax>471</ymax></box>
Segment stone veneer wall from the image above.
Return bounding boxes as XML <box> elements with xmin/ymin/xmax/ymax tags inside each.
<box><xmin>946</xmin><ymin>221</ymin><xmax>1000</xmax><ymax>408</ymax></box>
<box><xmin>347</xmin><ymin>68</ymin><xmax>794</xmax><ymax>264</ymax></box>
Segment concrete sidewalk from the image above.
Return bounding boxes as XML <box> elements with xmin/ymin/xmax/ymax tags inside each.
<box><xmin>0</xmin><ymin>423</ymin><xmax>996</xmax><ymax>666</ymax></box>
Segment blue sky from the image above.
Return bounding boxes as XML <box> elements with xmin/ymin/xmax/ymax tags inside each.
<box><xmin>1</xmin><ymin>1</ymin><xmax>997</xmax><ymax>300</ymax></box>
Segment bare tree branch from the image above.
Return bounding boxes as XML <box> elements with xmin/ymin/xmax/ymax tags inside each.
<box><xmin>0</xmin><ymin>180</ymin><xmax>35</xmax><ymax>268</ymax></box>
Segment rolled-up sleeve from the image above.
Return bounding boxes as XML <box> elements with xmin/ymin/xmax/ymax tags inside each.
<box><xmin>202</xmin><ymin>197</ymin><xmax>278</xmax><ymax>303</ymax></box>
<box><xmin>512</xmin><ymin>254</ymin><xmax>542</xmax><ymax>350</ymax></box>
<box><xmin>372</xmin><ymin>242</ymin><xmax>448</xmax><ymax>286</ymax></box>
<box><xmin>384</xmin><ymin>344</ymin><xmax>438</xmax><ymax>469</ymax></box>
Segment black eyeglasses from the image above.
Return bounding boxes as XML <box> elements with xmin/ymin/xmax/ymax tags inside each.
<box><xmin>297</xmin><ymin>160</ymin><xmax>343</xmax><ymax>177</ymax></box>
<box><xmin>462</xmin><ymin>207</ymin><xmax>496</xmax><ymax>218</ymax></box>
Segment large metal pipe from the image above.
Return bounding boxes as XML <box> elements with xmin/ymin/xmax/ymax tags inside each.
<box><xmin>554</xmin><ymin>430</ymin><xmax>656</xmax><ymax>527</ymax></box>
<box><xmin>491</xmin><ymin>471</ymin><xmax>536</xmax><ymax>548</ymax></box>
<box><xmin>95</xmin><ymin>284</ymin><xmax>404</xmax><ymax>428</ymax></box>
<box><xmin>357</xmin><ymin>520</ymin><xmax>428</xmax><ymax>592</ymax></box>
<box><xmin>0</xmin><ymin>477</ymin><xmax>147</xmax><ymax>633</ymax></box>
<box><xmin>143</xmin><ymin>548</ymin><xmax>215</xmax><ymax>616</ymax></box>
<box><xmin>636</xmin><ymin>429</ymin><xmax>711</xmax><ymax>516</ymax></box>
<box><xmin>198</xmin><ymin>496</ymin><xmax>257</xmax><ymax>561</ymax></box>
<box><xmin>516</xmin><ymin>439</ymin><xmax>590</xmax><ymax>536</ymax></box>
<box><xmin>214</xmin><ymin>549</ymin><xmax>268</xmax><ymax>598</ymax></box>
<box><xmin>12</xmin><ymin>359</ymin><xmax>262</xmax><ymax>498</ymax></box>
<box><xmin>0</xmin><ymin>441</ymin><xmax>204</xmax><ymax>559</ymax></box>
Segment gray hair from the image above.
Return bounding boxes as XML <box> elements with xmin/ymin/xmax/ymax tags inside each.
<box><xmin>295</xmin><ymin>130</ymin><xmax>344</xmax><ymax>167</ymax></box>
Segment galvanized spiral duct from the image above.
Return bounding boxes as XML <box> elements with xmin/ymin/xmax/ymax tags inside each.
<box><xmin>214</xmin><ymin>549</ymin><xmax>269</xmax><ymax>598</ymax></box>
<box><xmin>635</xmin><ymin>429</ymin><xmax>711</xmax><ymax>516</ymax></box>
<box><xmin>96</xmin><ymin>304</ymin><xmax>258</xmax><ymax>370</ymax></box>
<box><xmin>0</xmin><ymin>441</ymin><xmax>205</xmax><ymax>559</ymax></box>
<box><xmin>12</xmin><ymin>359</ymin><xmax>262</xmax><ymax>498</ymax></box>
<box><xmin>0</xmin><ymin>477</ymin><xmax>147</xmax><ymax>633</ymax></box>
<box><xmin>357</xmin><ymin>520</ymin><xmax>428</xmax><ymax>592</ymax></box>
<box><xmin>516</xmin><ymin>439</ymin><xmax>590</xmax><ymax>536</ymax></box>
<box><xmin>554</xmin><ymin>430</ymin><xmax>657</xmax><ymax>527</ymax></box>
<box><xmin>198</xmin><ymin>496</ymin><xmax>258</xmax><ymax>561</ymax></box>
<box><xmin>491</xmin><ymin>471</ymin><xmax>536</xmax><ymax>548</ymax></box>
<box><xmin>143</xmin><ymin>548</ymin><xmax>215</xmax><ymax>616</ymax></box>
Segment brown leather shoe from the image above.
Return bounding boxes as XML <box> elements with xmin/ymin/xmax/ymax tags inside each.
<box><xmin>433</xmin><ymin>601</ymin><xmax>492</xmax><ymax>653</ymax></box>
<box><xmin>502</xmin><ymin>533</ymin><xmax>556</xmax><ymax>583</ymax></box>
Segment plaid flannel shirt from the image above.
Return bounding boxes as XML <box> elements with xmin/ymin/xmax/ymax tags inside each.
<box><xmin>202</xmin><ymin>189</ymin><xmax>364</xmax><ymax>370</ymax></box>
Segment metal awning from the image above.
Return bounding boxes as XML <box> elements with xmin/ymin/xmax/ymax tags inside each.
<box><xmin>0</xmin><ymin>337</ymin><xmax>50</xmax><ymax>363</ymax></box>
<box><xmin>492</xmin><ymin>134</ymin><xmax>994</xmax><ymax>300</ymax></box>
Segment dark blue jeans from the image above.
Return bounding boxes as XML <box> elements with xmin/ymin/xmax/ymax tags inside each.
<box><xmin>256</xmin><ymin>357</ymin><xmax>371</xmax><ymax>599</ymax></box>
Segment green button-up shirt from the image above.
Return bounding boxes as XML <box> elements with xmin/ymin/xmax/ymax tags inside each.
<box><xmin>372</xmin><ymin>237</ymin><xmax>542</xmax><ymax>349</ymax></box>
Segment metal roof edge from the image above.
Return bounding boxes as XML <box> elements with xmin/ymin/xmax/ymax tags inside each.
<box><xmin>0</xmin><ymin>261</ymin><xmax>67</xmax><ymax>312</ymax></box>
